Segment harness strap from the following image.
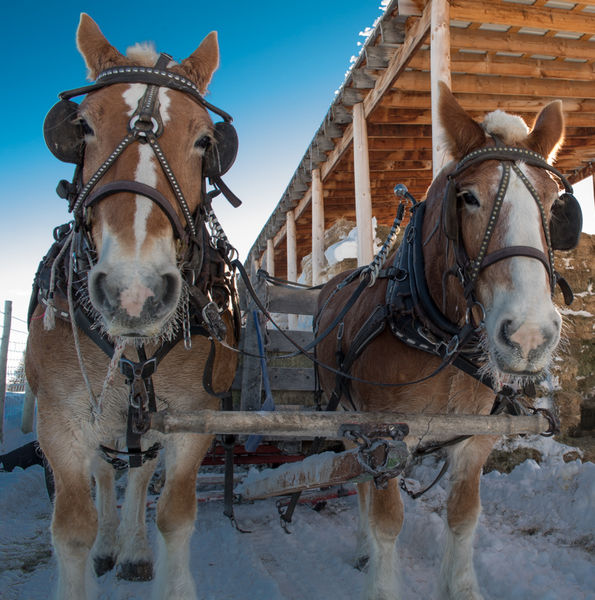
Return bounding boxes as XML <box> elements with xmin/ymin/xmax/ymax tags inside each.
<box><xmin>329</xmin><ymin>305</ymin><xmax>390</xmax><ymax>412</ymax></box>
<box><xmin>85</xmin><ymin>180</ymin><xmax>188</xmax><ymax>242</ymax></box>
<box><xmin>58</xmin><ymin>64</ymin><xmax>234</xmax><ymax>123</ymax></box>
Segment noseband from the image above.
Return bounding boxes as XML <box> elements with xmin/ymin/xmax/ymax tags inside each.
<box><xmin>442</xmin><ymin>143</ymin><xmax>576</xmax><ymax>315</ymax></box>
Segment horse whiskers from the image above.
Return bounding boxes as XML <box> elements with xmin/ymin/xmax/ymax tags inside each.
<box><xmin>74</xmin><ymin>278</ymin><xmax>190</xmax><ymax>349</ymax></box>
<box><xmin>475</xmin><ymin>330</ymin><xmax>555</xmax><ymax>392</ymax></box>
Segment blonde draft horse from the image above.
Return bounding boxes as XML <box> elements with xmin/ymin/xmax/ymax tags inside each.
<box><xmin>25</xmin><ymin>15</ymin><xmax>237</xmax><ymax>600</ymax></box>
<box><xmin>316</xmin><ymin>84</ymin><xmax>568</xmax><ymax>600</ymax></box>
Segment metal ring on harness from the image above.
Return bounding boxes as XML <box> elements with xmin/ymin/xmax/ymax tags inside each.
<box><xmin>465</xmin><ymin>301</ymin><xmax>486</xmax><ymax>330</ymax></box>
<box><xmin>129</xmin><ymin>114</ymin><xmax>160</xmax><ymax>136</ymax></box>
<box><xmin>532</xmin><ymin>407</ymin><xmax>560</xmax><ymax>437</ymax></box>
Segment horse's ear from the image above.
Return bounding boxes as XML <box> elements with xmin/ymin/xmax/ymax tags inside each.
<box><xmin>179</xmin><ymin>32</ymin><xmax>220</xmax><ymax>94</ymax></box>
<box><xmin>438</xmin><ymin>81</ymin><xmax>486</xmax><ymax>159</ymax></box>
<box><xmin>76</xmin><ymin>14</ymin><xmax>126</xmax><ymax>80</ymax></box>
<box><xmin>526</xmin><ymin>100</ymin><xmax>565</xmax><ymax>162</ymax></box>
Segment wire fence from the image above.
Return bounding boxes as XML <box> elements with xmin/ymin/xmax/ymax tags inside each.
<box><xmin>2</xmin><ymin>308</ymin><xmax>27</xmax><ymax>393</ymax></box>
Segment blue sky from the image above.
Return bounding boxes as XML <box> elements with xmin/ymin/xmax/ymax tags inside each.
<box><xmin>0</xmin><ymin>2</ymin><xmax>384</xmax><ymax>324</ymax></box>
<box><xmin>1</xmin><ymin>1</ymin><xmax>593</xmax><ymax>327</ymax></box>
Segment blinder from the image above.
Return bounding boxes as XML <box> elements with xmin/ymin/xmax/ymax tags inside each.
<box><xmin>43</xmin><ymin>99</ymin><xmax>86</xmax><ymax>165</ymax></box>
<box><xmin>550</xmin><ymin>192</ymin><xmax>583</xmax><ymax>251</ymax></box>
<box><xmin>203</xmin><ymin>121</ymin><xmax>239</xmax><ymax>179</ymax></box>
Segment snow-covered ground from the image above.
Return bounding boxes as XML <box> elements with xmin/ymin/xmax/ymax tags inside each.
<box><xmin>1</xmin><ymin>392</ymin><xmax>593</xmax><ymax>600</ymax></box>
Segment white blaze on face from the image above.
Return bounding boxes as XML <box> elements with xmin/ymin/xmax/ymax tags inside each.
<box><xmin>123</xmin><ymin>84</ymin><xmax>172</xmax><ymax>257</ymax></box>
<box><xmin>93</xmin><ymin>84</ymin><xmax>176</xmax><ymax>324</ymax></box>
<box><xmin>484</xmin><ymin>164</ymin><xmax>561</xmax><ymax>373</ymax></box>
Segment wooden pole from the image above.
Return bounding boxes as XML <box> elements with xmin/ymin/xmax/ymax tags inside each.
<box><xmin>240</xmin><ymin>260</ymin><xmax>264</xmax><ymax>411</ymax></box>
<box><xmin>311</xmin><ymin>168</ymin><xmax>325</xmax><ymax>285</ymax></box>
<box><xmin>352</xmin><ymin>102</ymin><xmax>374</xmax><ymax>266</ymax></box>
<box><xmin>151</xmin><ymin>409</ymin><xmax>552</xmax><ymax>440</ymax></box>
<box><xmin>266</xmin><ymin>238</ymin><xmax>275</xmax><ymax>278</ymax></box>
<box><xmin>0</xmin><ymin>300</ymin><xmax>12</xmax><ymax>443</ymax></box>
<box><xmin>430</xmin><ymin>0</ymin><xmax>452</xmax><ymax>176</ymax></box>
<box><xmin>286</xmin><ymin>210</ymin><xmax>299</xmax><ymax>329</ymax></box>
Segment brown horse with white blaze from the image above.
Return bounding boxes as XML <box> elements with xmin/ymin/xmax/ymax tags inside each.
<box><xmin>26</xmin><ymin>15</ymin><xmax>238</xmax><ymax>600</ymax></box>
<box><xmin>315</xmin><ymin>83</ymin><xmax>577</xmax><ymax>600</ymax></box>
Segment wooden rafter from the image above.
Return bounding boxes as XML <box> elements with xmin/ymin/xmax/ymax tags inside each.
<box><xmin>248</xmin><ymin>0</ymin><xmax>595</xmax><ymax>280</ymax></box>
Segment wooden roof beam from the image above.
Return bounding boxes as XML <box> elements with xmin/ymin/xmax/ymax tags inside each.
<box><xmin>393</xmin><ymin>71</ymin><xmax>595</xmax><ymax>99</ymax></box>
<box><xmin>450</xmin><ymin>0</ymin><xmax>595</xmax><ymax>36</ymax></box>
<box><xmin>409</xmin><ymin>51</ymin><xmax>595</xmax><ymax>81</ymax></box>
<box><xmin>382</xmin><ymin>90</ymin><xmax>595</xmax><ymax>116</ymax></box>
<box><xmin>450</xmin><ymin>27</ymin><xmax>595</xmax><ymax>60</ymax></box>
<box><xmin>318</xmin><ymin>3</ymin><xmax>432</xmax><ymax>184</ymax></box>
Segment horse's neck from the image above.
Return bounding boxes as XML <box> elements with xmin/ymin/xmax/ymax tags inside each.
<box><xmin>422</xmin><ymin>187</ymin><xmax>466</xmax><ymax>326</ymax></box>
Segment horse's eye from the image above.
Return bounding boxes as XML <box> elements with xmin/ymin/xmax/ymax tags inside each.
<box><xmin>195</xmin><ymin>135</ymin><xmax>212</xmax><ymax>150</ymax></box>
<box><xmin>459</xmin><ymin>190</ymin><xmax>480</xmax><ymax>207</ymax></box>
<box><xmin>80</xmin><ymin>118</ymin><xmax>94</xmax><ymax>137</ymax></box>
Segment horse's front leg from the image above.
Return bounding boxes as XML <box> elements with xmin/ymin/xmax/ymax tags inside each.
<box><xmin>91</xmin><ymin>456</ymin><xmax>119</xmax><ymax>576</ymax></box>
<box><xmin>39</xmin><ymin>424</ymin><xmax>97</xmax><ymax>600</ymax></box>
<box><xmin>153</xmin><ymin>433</ymin><xmax>212</xmax><ymax>600</ymax></box>
<box><xmin>116</xmin><ymin>455</ymin><xmax>158</xmax><ymax>581</ymax></box>
<box><xmin>439</xmin><ymin>435</ymin><xmax>496</xmax><ymax>600</ymax></box>
<box><xmin>363</xmin><ymin>478</ymin><xmax>404</xmax><ymax>600</ymax></box>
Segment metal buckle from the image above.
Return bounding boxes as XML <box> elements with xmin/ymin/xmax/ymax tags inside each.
<box><xmin>444</xmin><ymin>335</ymin><xmax>460</xmax><ymax>357</ymax></box>
<box><xmin>202</xmin><ymin>301</ymin><xmax>227</xmax><ymax>342</ymax></box>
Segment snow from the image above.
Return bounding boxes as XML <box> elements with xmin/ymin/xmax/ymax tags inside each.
<box><xmin>1</xmin><ymin>398</ymin><xmax>593</xmax><ymax>599</ymax></box>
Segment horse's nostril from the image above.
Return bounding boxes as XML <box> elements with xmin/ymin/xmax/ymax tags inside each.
<box><xmin>161</xmin><ymin>273</ymin><xmax>181</xmax><ymax>308</ymax></box>
<box><xmin>499</xmin><ymin>319</ymin><xmax>514</xmax><ymax>347</ymax></box>
<box><xmin>90</xmin><ymin>271</ymin><xmax>115</xmax><ymax>312</ymax></box>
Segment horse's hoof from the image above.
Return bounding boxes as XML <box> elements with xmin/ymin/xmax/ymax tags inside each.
<box><xmin>93</xmin><ymin>555</ymin><xmax>116</xmax><ymax>576</ymax></box>
<box><xmin>116</xmin><ymin>560</ymin><xmax>153</xmax><ymax>581</ymax></box>
<box><xmin>354</xmin><ymin>555</ymin><xmax>369</xmax><ymax>571</ymax></box>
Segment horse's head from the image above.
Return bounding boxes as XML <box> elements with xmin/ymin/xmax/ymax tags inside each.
<box><xmin>424</xmin><ymin>83</ymin><xmax>582</xmax><ymax>381</ymax></box>
<box><xmin>57</xmin><ymin>15</ymin><xmax>233</xmax><ymax>339</ymax></box>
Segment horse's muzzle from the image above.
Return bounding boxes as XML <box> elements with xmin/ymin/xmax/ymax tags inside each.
<box><xmin>492</xmin><ymin>315</ymin><xmax>561</xmax><ymax>374</ymax></box>
<box><xmin>88</xmin><ymin>266</ymin><xmax>181</xmax><ymax>336</ymax></box>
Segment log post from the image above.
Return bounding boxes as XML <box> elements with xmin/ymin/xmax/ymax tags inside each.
<box><xmin>430</xmin><ymin>0</ymin><xmax>452</xmax><ymax>176</ymax></box>
<box><xmin>352</xmin><ymin>102</ymin><xmax>374</xmax><ymax>266</ymax></box>
<box><xmin>0</xmin><ymin>300</ymin><xmax>12</xmax><ymax>443</ymax></box>
<box><xmin>311</xmin><ymin>168</ymin><xmax>325</xmax><ymax>285</ymax></box>
<box><xmin>266</xmin><ymin>239</ymin><xmax>275</xmax><ymax>278</ymax></box>
<box><xmin>286</xmin><ymin>210</ymin><xmax>299</xmax><ymax>329</ymax></box>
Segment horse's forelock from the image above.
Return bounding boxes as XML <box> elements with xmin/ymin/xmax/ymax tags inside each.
<box><xmin>482</xmin><ymin>110</ymin><xmax>530</xmax><ymax>146</ymax></box>
<box><xmin>125</xmin><ymin>43</ymin><xmax>168</xmax><ymax>67</ymax></box>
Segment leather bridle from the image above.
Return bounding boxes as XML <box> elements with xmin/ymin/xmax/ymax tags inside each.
<box><xmin>64</xmin><ymin>53</ymin><xmax>228</xmax><ymax>248</ymax></box>
<box><xmin>442</xmin><ymin>143</ymin><xmax>576</xmax><ymax>319</ymax></box>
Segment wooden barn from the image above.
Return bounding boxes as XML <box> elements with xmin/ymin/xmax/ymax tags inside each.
<box><xmin>244</xmin><ymin>0</ymin><xmax>595</xmax><ymax>286</ymax></box>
